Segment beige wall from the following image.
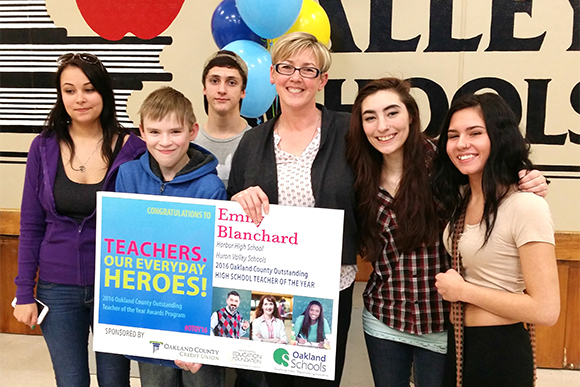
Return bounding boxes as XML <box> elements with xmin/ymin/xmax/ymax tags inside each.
<box><xmin>1</xmin><ymin>0</ymin><xmax>578</xmax><ymax>231</ymax></box>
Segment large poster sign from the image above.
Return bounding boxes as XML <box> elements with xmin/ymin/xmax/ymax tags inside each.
<box><xmin>93</xmin><ymin>192</ymin><xmax>343</xmax><ymax>380</ymax></box>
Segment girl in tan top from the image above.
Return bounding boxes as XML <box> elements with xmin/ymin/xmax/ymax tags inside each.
<box><xmin>433</xmin><ymin>93</ymin><xmax>560</xmax><ymax>387</ymax></box>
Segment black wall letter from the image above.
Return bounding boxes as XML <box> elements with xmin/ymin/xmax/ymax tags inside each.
<box><xmin>324</xmin><ymin>79</ymin><xmax>351</xmax><ymax>112</ymax></box>
<box><xmin>486</xmin><ymin>0</ymin><xmax>546</xmax><ymax>51</ymax></box>
<box><xmin>569</xmin><ymin>0</ymin><xmax>580</xmax><ymax>51</ymax></box>
<box><xmin>319</xmin><ymin>0</ymin><xmax>362</xmax><ymax>53</ymax></box>
<box><xmin>366</xmin><ymin>0</ymin><xmax>420</xmax><ymax>52</ymax></box>
<box><xmin>569</xmin><ymin>82</ymin><xmax>580</xmax><ymax>143</ymax></box>
<box><xmin>407</xmin><ymin>78</ymin><xmax>449</xmax><ymax>137</ymax></box>
<box><xmin>453</xmin><ymin>78</ymin><xmax>523</xmax><ymax>121</ymax></box>
<box><xmin>424</xmin><ymin>0</ymin><xmax>482</xmax><ymax>52</ymax></box>
<box><xmin>525</xmin><ymin>79</ymin><xmax>567</xmax><ymax>145</ymax></box>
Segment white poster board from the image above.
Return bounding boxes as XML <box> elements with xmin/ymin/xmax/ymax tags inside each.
<box><xmin>93</xmin><ymin>192</ymin><xmax>344</xmax><ymax>380</ymax></box>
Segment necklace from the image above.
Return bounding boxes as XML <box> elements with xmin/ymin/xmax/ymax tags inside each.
<box><xmin>70</xmin><ymin>138</ymin><xmax>103</xmax><ymax>173</ymax></box>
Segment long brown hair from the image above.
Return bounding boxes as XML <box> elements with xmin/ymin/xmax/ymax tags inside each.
<box><xmin>346</xmin><ymin>78</ymin><xmax>439</xmax><ymax>260</ymax></box>
<box><xmin>254</xmin><ymin>295</ymin><xmax>281</xmax><ymax>319</ymax></box>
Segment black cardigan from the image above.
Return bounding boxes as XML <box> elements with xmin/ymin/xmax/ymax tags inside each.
<box><xmin>227</xmin><ymin>105</ymin><xmax>358</xmax><ymax>265</ymax></box>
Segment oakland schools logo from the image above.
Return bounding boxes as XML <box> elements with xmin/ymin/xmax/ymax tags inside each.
<box><xmin>273</xmin><ymin>348</ymin><xmax>290</xmax><ymax>367</ymax></box>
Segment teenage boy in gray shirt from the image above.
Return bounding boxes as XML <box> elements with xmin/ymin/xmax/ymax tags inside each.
<box><xmin>196</xmin><ymin>50</ymin><xmax>251</xmax><ymax>188</ymax></box>
<box><xmin>195</xmin><ymin>50</ymin><xmax>267</xmax><ymax>387</ymax></box>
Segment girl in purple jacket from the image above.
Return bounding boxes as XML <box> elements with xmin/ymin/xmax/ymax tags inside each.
<box><xmin>13</xmin><ymin>53</ymin><xmax>145</xmax><ymax>387</ymax></box>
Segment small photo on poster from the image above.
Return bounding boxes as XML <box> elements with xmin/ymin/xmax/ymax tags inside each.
<box><xmin>249</xmin><ymin>292</ymin><xmax>294</xmax><ymax>345</ymax></box>
<box><xmin>210</xmin><ymin>288</ymin><xmax>251</xmax><ymax>339</ymax></box>
<box><xmin>291</xmin><ymin>296</ymin><xmax>334</xmax><ymax>350</ymax></box>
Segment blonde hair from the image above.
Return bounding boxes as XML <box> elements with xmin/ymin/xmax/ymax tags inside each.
<box><xmin>139</xmin><ymin>86</ymin><xmax>196</xmax><ymax>130</ymax></box>
<box><xmin>271</xmin><ymin>32</ymin><xmax>332</xmax><ymax>73</ymax></box>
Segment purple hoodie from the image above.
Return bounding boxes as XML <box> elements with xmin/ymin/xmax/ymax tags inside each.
<box><xmin>15</xmin><ymin>132</ymin><xmax>146</xmax><ymax>304</ymax></box>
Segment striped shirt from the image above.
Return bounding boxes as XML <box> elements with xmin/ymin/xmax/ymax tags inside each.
<box><xmin>363</xmin><ymin>186</ymin><xmax>450</xmax><ymax>335</ymax></box>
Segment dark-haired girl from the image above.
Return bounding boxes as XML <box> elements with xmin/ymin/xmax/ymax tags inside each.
<box><xmin>433</xmin><ymin>93</ymin><xmax>559</xmax><ymax>387</ymax></box>
<box><xmin>13</xmin><ymin>53</ymin><xmax>145</xmax><ymax>387</ymax></box>
<box><xmin>345</xmin><ymin>78</ymin><xmax>548</xmax><ymax>387</ymax></box>
<box><xmin>293</xmin><ymin>301</ymin><xmax>330</xmax><ymax>348</ymax></box>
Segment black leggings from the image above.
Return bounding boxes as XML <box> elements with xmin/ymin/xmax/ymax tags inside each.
<box><xmin>444</xmin><ymin>323</ymin><xmax>534</xmax><ymax>387</ymax></box>
<box><xmin>264</xmin><ymin>283</ymin><xmax>354</xmax><ymax>387</ymax></box>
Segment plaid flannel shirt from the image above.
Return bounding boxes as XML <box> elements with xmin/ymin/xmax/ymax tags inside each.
<box><xmin>363</xmin><ymin>187</ymin><xmax>450</xmax><ymax>335</ymax></box>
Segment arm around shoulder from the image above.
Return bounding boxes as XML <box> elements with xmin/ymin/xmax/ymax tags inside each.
<box><xmin>518</xmin><ymin>169</ymin><xmax>548</xmax><ymax>197</ymax></box>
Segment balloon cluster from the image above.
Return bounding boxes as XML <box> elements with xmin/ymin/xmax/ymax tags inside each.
<box><xmin>210</xmin><ymin>0</ymin><xmax>331</xmax><ymax>118</ymax></box>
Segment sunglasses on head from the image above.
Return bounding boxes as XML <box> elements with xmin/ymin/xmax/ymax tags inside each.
<box><xmin>57</xmin><ymin>53</ymin><xmax>101</xmax><ymax>67</ymax></box>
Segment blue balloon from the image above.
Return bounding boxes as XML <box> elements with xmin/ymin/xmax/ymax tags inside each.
<box><xmin>235</xmin><ymin>0</ymin><xmax>303</xmax><ymax>39</ymax></box>
<box><xmin>211</xmin><ymin>0</ymin><xmax>266</xmax><ymax>48</ymax></box>
<box><xmin>223</xmin><ymin>40</ymin><xmax>277</xmax><ymax>118</ymax></box>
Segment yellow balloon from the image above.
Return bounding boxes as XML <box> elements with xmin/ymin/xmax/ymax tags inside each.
<box><xmin>274</xmin><ymin>0</ymin><xmax>331</xmax><ymax>47</ymax></box>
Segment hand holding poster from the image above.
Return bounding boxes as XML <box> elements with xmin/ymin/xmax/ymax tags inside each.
<box><xmin>94</xmin><ymin>192</ymin><xmax>343</xmax><ymax>380</ymax></box>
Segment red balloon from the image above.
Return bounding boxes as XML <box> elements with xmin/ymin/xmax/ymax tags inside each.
<box><xmin>76</xmin><ymin>0</ymin><xmax>185</xmax><ymax>41</ymax></box>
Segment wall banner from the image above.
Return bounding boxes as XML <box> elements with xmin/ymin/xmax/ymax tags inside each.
<box><xmin>93</xmin><ymin>192</ymin><xmax>343</xmax><ymax>380</ymax></box>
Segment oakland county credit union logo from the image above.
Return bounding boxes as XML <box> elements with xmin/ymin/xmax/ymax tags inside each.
<box><xmin>273</xmin><ymin>348</ymin><xmax>290</xmax><ymax>367</ymax></box>
<box><xmin>150</xmin><ymin>341</ymin><xmax>163</xmax><ymax>353</ymax></box>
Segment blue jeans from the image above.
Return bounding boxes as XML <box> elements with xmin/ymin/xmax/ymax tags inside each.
<box><xmin>364</xmin><ymin>333</ymin><xmax>446</xmax><ymax>387</ymax></box>
<box><xmin>36</xmin><ymin>280</ymin><xmax>130</xmax><ymax>387</ymax></box>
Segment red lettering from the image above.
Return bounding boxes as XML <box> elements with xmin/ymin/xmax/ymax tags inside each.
<box><xmin>167</xmin><ymin>244</ymin><xmax>177</xmax><ymax>259</ymax></box>
<box><xmin>116</xmin><ymin>239</ymin><xmax>126</xmax><ymax>254</ymax></box>
<box><xmin>140</xmin><ymin>242</ymin><xmax>151</xmax><ymax>257</ymax></box>
<box><xmin>179</xmin><ymin>245</ymin><xmax>189</xmax><ymax>260</ymax></box>
<box><xmin>127</xmin><ymin>240</ymin><xmax>139</xmax><ymax>255</ymax></box>
<box><xmin>218</xmin><ymin>208</ymin><xmax>228</xmax><ymax>221</ymax></box>
<box><xmin>191</xmin><ymin>246</ymin><xmax>202</xmax><ymax>261</ymax></box>
<box><xmin>261</xmin><ymin>229</ymin><xmax>270</xmax><ymax>243</ymax></box>
<box><xmin>104</xmin><ymin>238</ymin><xmax>114</xmax><ymax>253</ymax></box>
<box><xmin>153</xmin><ymin>243</ymin><xmax>165</xmax><ymax>258</ymax></box>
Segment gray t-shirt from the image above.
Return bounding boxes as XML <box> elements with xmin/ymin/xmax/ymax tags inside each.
<box><xmin>195</xmin><ymin>124</ymin><xmax>251</xmax><ymax>187</ymax></box>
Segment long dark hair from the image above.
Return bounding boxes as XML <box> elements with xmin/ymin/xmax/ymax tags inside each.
<box><xmin>44</xmin><ymin>54</ymin><xmax>122</xmax><ymax>167</ymax></box>
<box><xmin>433</xmin><ymin>93</ymin><xmax>533</xmax><ymax>245</ymax></box>
<box><xmin>254</xmin><ymin>295</ymin><xmax>281</xmax><ymax>319</ymax></box>
<box><xmin>299</xmin><ymin>301</ymin><xmax>325</xmax><ymax>342</ymax></box>
<box><xmin>346</xmin><ymin>78</ymin><xmax>439</xmax><ymax>259</ymax></box>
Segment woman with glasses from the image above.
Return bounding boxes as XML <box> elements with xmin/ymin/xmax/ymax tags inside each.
<box><xmin>228</xmin><ymin>32</ymin><xmax>357</xmax><ymax>387</ymax></box>
<box><xmin>13</xmin><ymin>53</ymin><xmax>145</xmax><ymax>387</ymax></box>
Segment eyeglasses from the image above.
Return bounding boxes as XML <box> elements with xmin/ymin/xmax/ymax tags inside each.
<box><xmin>274</xmin><ymin>63</ymin><xmax>321</xmax><ymax>79</ymax></box>
<box><xmin>57</xmin><ymin>53</ymin><xmax>101</xmax><ymax>67</ymax></box>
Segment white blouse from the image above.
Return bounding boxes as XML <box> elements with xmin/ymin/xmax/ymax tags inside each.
<box><xmin>273</xmin><ymin>128</ymin><xmax>357</xmax><ymax>290</ymax></box>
